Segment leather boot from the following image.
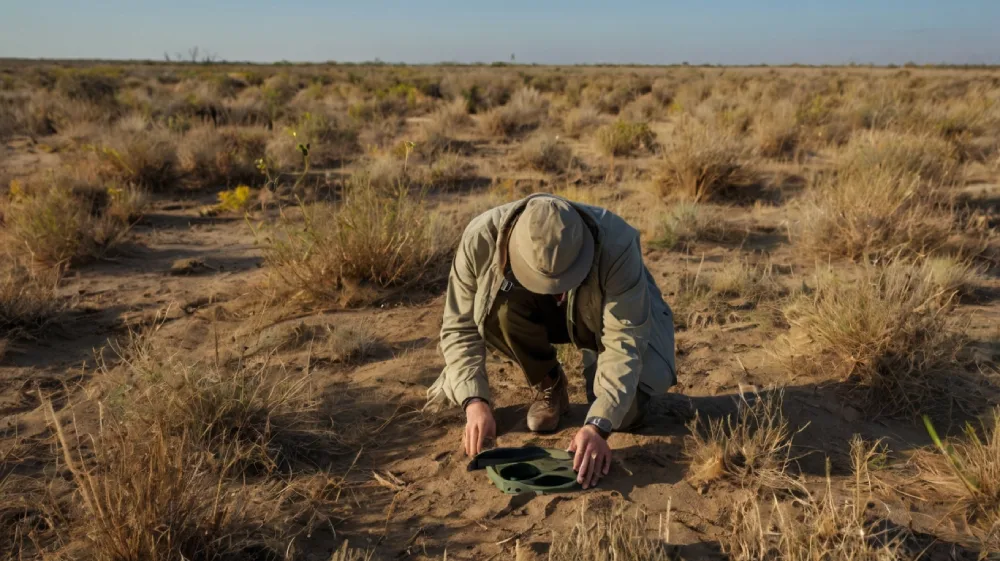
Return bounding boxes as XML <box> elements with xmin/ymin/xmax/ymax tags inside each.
<box><xmin>526</xmin><ymin>367</ymin><xmax>569</xmax><ymax>432</ymax></box>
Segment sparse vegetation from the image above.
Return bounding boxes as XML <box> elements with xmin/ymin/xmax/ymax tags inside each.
<box><xmin>724</xmin><ymin>438</ymin><xmax>912</xmax><ymax>561</ymax></box>
<box><xmin>263</xmin><ymin>174</ymin><xmax>453</xmax><ymax>305</ymax></box>
<box><xmin>686</xmin><ymin>390</ymin><xmax>798</xmax><ymax>491</ymax></box>
<box><xmin>791</xmin><ymin>169</ymin><xmax>953</xmax><ymax>261</ymax></box>
<box><xmin>653</xmin><ymin>117</ymin><xmax>750</xmax><ymax>202</ymax></box>
<box><xmin>548</xmin><ymin>501</ymin><xmax>671</xmax><ymax>561</ymax></box>
<box><xmin>2</xmin><ymin>174</ymin><xmax>140</xmax><ymax>265</ymax></box>
<box><xmin>595</xmin><ymin>119</ymin><xmax>656</xmax><ymax>156</ymax></box>
<box><xmin>782</xmin><ymin>260</ymin><xmax>967</xmax><ymax>416</ymax></box>
<box><xmin>514</xmin><ymin>134</ymin><xmax>575</xmax><ymax>173</ymax></box>
<box><xmin>1</xmin><ymin>61</ymin><xmax>999</xmax><ymax>561</ymax></box>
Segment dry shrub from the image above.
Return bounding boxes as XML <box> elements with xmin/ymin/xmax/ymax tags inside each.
<box><xmin>424</xmin><ymin>153</ymin><xmax>477</xmax><ymax>189</ymax></box>
<box><xmin>320</xmin><ymin>321</ymin><xmax>383</xmax><ymax>364</ymax></box>
<box><xmin>724</xmin><ymin>438</ymin><xmax>912</xmax><ymax>561</ymax></box>
<box><xmin>791</xmin><ymin>170</ymin><xmax>952</xmax><ymax>261</ymax></box>
<box><xmin>670</xmin><ymin>260</ymin><xmax>783</xmax><ymax>330</ymax></box>
<box><xmin>178</xmin><ymin>125</ymin><xmax>268</xmax><ymax>188</ymax></box>
<box><xmin>653</xmin><ymin>117</ymin><xmax>750</xmax><ymax>202</ymax></box>
<box><xmin>479</xmin><ymin>87</ymin><xmax>547</xmax><ymax>137</ymax></box>
<box><xmin>428</xmin><ymin>97</ymin><xmax>472</xmax><ymax>131</ymax></box>
<box><xmin>94</xmin><ymin>127</ymin><xmax>179</xmax><ymax>190</ymax></box>
<box><xmin>2</xmin><ymin>177</ymin><xmax>140</xmax><ymax>266</ymax></box>
<box><xmin>514</xmin><ymin>134</ymin><xmax>575</xmax><ymax>173</ymax></box>
<box><xmin>548</xmin><ymin>500</ymin><xmax>671</xmax><ymax>561</ymax></box>
<box><xmin>562</xmin><ymin>105</ymin><xmax>602</xmax><ymax>138</ymax></box>
<box><xmin>781</xmin><ymin>260</ymin><xmax>966</xmax><ymax>416</ymax></box>
<box><xmin>46</xmin><ymin>402</ymin><xmax>292</xmax><ymax>561</ymax></box>
<box><xmin>268</xmin><ymin>111</ymin><xmax>359</xmax><ymax>170</ymax></box>
<box><xmin>595</xmin><ymin>119</ymin><xmax>656</xmax><ymax>157</ymax></box>
<box><xmin>413</xmin><ymin>99</ymin><xmax>472</xmax><ymax>159</ymax></box>
<box><xmin>838</xmin><ymin>131</ymin><xmax>960</xmax><ymax>188</ymax></box>
<box><xmin>685</xmin><ymin>390</ymin><xmax>798</xmax><ymax>491</ymax></box>
<box><xmin>0</xmin><ymin>255</ymin><xmax>58</xmax><ymax>337</ymax></box>
<box><xmin>263</xmin><ymin>176</ymin><xmax>453</xmax><ymax>305</ymax></box>
<box><xmin>921</xmin><ymin>255</ymin><xmax>982</xmax><ymax>297</ymax></box>
<box><xmin>922</xmin><ymin>408</ymin><xmax>1000</xmax><ymax>545</ymax></box>
<box><xmin>649</xmin><ymin>202</ymin><xmax>738</xmax><ymax>249</ymax></box>
<box><xmin>620</xmin><ymin>93</ymin><xmax>661</xmax><ymax>122</ymax></box>
<box><xmin>753</xmin><ymin>100</ymin><xmax>800</xmax><ymax>159</ymax></box>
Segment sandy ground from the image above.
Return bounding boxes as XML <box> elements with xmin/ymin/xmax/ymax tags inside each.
<box><xmin>2</xmin><ymin>131</ymin><xmax>1000</xmax><ymax>560</ymax></box>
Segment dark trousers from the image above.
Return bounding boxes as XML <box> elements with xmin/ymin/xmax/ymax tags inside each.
<box><xmin>482</xmin><ymin>282</ymin><xmax>649</xmax><ymax>431</ymax></box>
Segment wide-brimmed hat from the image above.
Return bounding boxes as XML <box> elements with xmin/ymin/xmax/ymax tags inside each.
<box><xmin>509</xmin><ymin>197</ymin><xmax>594</xmax><ymax>294</ymax></box>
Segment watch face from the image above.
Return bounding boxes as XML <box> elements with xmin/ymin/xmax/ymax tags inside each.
<box><xmin>587</xmin><ymin>417</ymin><xmax>612</xmax><ymax>432</ymax></box>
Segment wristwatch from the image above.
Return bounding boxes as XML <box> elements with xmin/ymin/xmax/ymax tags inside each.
<box><xmin>585</xmin><ymin>416</ymin><xmax>612</xmax><ymax>439</ymax></box>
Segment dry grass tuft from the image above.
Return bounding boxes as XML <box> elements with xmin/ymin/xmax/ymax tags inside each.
<box><xmin>921</xmin><ymin>408</ymin><xmax>1000</xmax><ymax>542</ymax></box>
<box><xmin>424</xmin><ymin>153</ymin><xmax>477</xmax><ymax>189</ymax></box>
<box><xmin>514</xmin><ymin>134</ymin><xmax>575</xmax><ymax>173</ymax></box>
<box><xmin>263</xmin><ymin>175</ymin><xmax>454</xmax><ymax>305</ymax></box>
<box><xmin>93</xmin><ymin>128</ymin><xmax>180</xmax><ymax>190</ymax></box>
<box><xmin>562</xmin><ymin>105</ymin><xmax>602</xmax><ymax>138</ymax></box>
<box><xmin>480</xmin><ymin>87</ymin><xmax>547</xmax><ymax>137</ymax></box>
<box><xmin>595</xmin><ymin>119</ymin><xmax>656</xmax><ymax>157</ymax></box>
<box><xmin>838</xmin><ymin>130</ymin><xmax>960</xmax><ymax>188</ymax></box>
<box><xmin>178</xmin><ymin>125</ymin><xmax>268</xmax><ymax>188</ymax></box>
<box><xmin>672</xmin><ymin>259</ymin><xmax>782</xmax><ymax>329</ymax></box>
<box><xmin>653</xmin><ymin>118</ymin><xmax>750</xmax><ymax>202</ymax></box>
<box><xmin>2</xmin><ymin>176</ymin><xmax>142</xmax><ymax>266</ymax></box>
<box><xmin>782</xmin><ymin>260</ymin><xmax>966</xmax><ymax>417</ymax></box>
<box><xmin>0</xmin><ymin>256</ymin><xmax>59</xmax><ymax>340</ymax></box>
<box><xmin>649</xmin><ymin>202</ymin><xmax>740</xmax><ymax>249</ymax></box>
<box><xmin>790</xmin><ymin>169</ymin><xmax>953</xmax><ymax>261</ymax></box>
<box><xmin>548</xmin><ymin>500</ymin><xmax>671</xmax><ymax>561</ymax></box>
<box><xmin>46</xmin><ymin>400</ymin><xmax>292</xmax><ymax>561</ymax></box>
<box><xmin>685</xmin><ymin>390</ymin><xmax>799</xmax><ymax>491</ymax></box>
<box><xmin>752</xmin><ymin>100</ymin><xmax>800</xmax><ymax>159</ymax></box>
<box><xmin>319</xmin><ymin>321</ymin><xmax>383</xmax><ymax>364</ymax></box>
<box><xmin>724</xmin><ymin>438</ymin><xmax>912</xmax><ymax>561</ymax></box>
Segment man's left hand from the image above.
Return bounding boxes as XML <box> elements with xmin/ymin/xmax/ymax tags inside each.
<box><xmin>567</xmin><ymin>425</ymin><xmax>611</xmax><ymax>489</ymax></box>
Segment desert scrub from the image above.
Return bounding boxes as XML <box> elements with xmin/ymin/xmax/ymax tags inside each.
<box><xmin>263</xmin><ymin>175</ymin><xmax>453</xmax><ymax>305</ymax></box>
<box><xmin>652</xmin><ymin>117</ymin><xmax>751</xmax><ymax>202</ymax></box>
<box><xmin>479</xmin><ymin>87</ymin><xmax>547</xmax><ymax>137</ymax></box>
<box><xmin>595</xmin><ymin>119</ymin><xmax>656</xmax><ymax>157</ymax></box>
<box><xmin>922</xmin><ymin>409</ymin><xmax>1000</xmax><ymax>543</ymax></box>
<box><xmin>649</xmin><ymin>202</ymin><xmax>742</xmax><ymax>250</ymax></box>
<box><xmin>790</xmin><ymin>169</ymin><xmax>953</xmax><ymax>261</ymax></box>
<box><xmin>686</xmin><ymin>390</ymin><xmax>799</xmax><ymax>492</ymax></box>
<box><xmin>178</xmin><ymin>125</ymin><xmax>268</xmax><ymax>188</ymax></box>
<box><xmin>2</xmin><ymin>177</ymin><xmax>139</xmax><ymax>266</ymax></box>
<box><xmin>548</xmin><ymin>501</ymin><xmax>671</xmax><ymax>561</ymax></box>
<box><xmin>92</xmin><ymin>127</ymin><xmax>179</xmax><ymax>190</ymax></box>
<box><xmin>0</xmin><ymin>255</ymin><xmax>58</xmax><ymax>341</ymax></box>
<box><xmin>514</xmin><ymin>134</ymin><xmax>575</xmax><ymax>173</ymax></box>
<box><xmin>752</xmin><ymin>100</ymin><xmax>800</xmax><ymax>159</ymax></box>
<box><xmin>723</xmin><ymin>439</ymin><xmax>912</xmax><ymax>561</ymax></box>
<box><xmin>838</xmin><ymin>130</ymin><xmax>960</xmax><ymax>188</ymax></box>
<box><xmin>781</xmin><ymin>260</ymin><xmax>966</xmax><ymax>417</ymax></box>
<box><xmin>267</xmin><ymin>110</ymin><xmax>359</xmax><ymax>171</ymax></box>
<box><xmin>46</xmin><ymin>400</ymin><xmax>296</xmax><ymax>561</ymax></box>
<box><xmin>424</xmin><ymin>153</ymin><xmax>477</xmax><ymax>189</ymax></box>
<box><xmin>562</xmin><ymin>105</ymin><xmax>602</xmax><ymax>138</ymax></box>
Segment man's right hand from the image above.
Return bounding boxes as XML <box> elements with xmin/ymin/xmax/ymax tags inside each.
<box><xmin>464</xmin><ymin>400</ymin><xmax>496</xmax><ymax>457</ymax></box>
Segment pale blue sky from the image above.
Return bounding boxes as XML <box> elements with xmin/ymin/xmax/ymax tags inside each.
<box><xmin>0</xmin><ymin>1</ymin><xmax>997</xmax><ymax>65</ymax></box>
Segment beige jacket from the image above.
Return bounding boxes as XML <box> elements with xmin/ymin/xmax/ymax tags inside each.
<box><xmin>427</xmin><ymin>194</ymin><xmax>676</xmax><ymax>428</ymax></box>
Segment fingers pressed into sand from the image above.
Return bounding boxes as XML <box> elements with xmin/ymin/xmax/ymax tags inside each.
<box><xmin>577</xmin><ymin>444</ymin><xmax>593</xmax><ymax>487</ymax></box>
<box><xmin>588</xmin><ymin>451</ymin><xmax>603</xmax><ymax>488</ymax></box>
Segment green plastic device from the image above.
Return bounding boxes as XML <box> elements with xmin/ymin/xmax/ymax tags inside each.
<box><xmin>470</xmin><ymin>447</ymin><xmax>581</xmax><ymax>495</ymax></box>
